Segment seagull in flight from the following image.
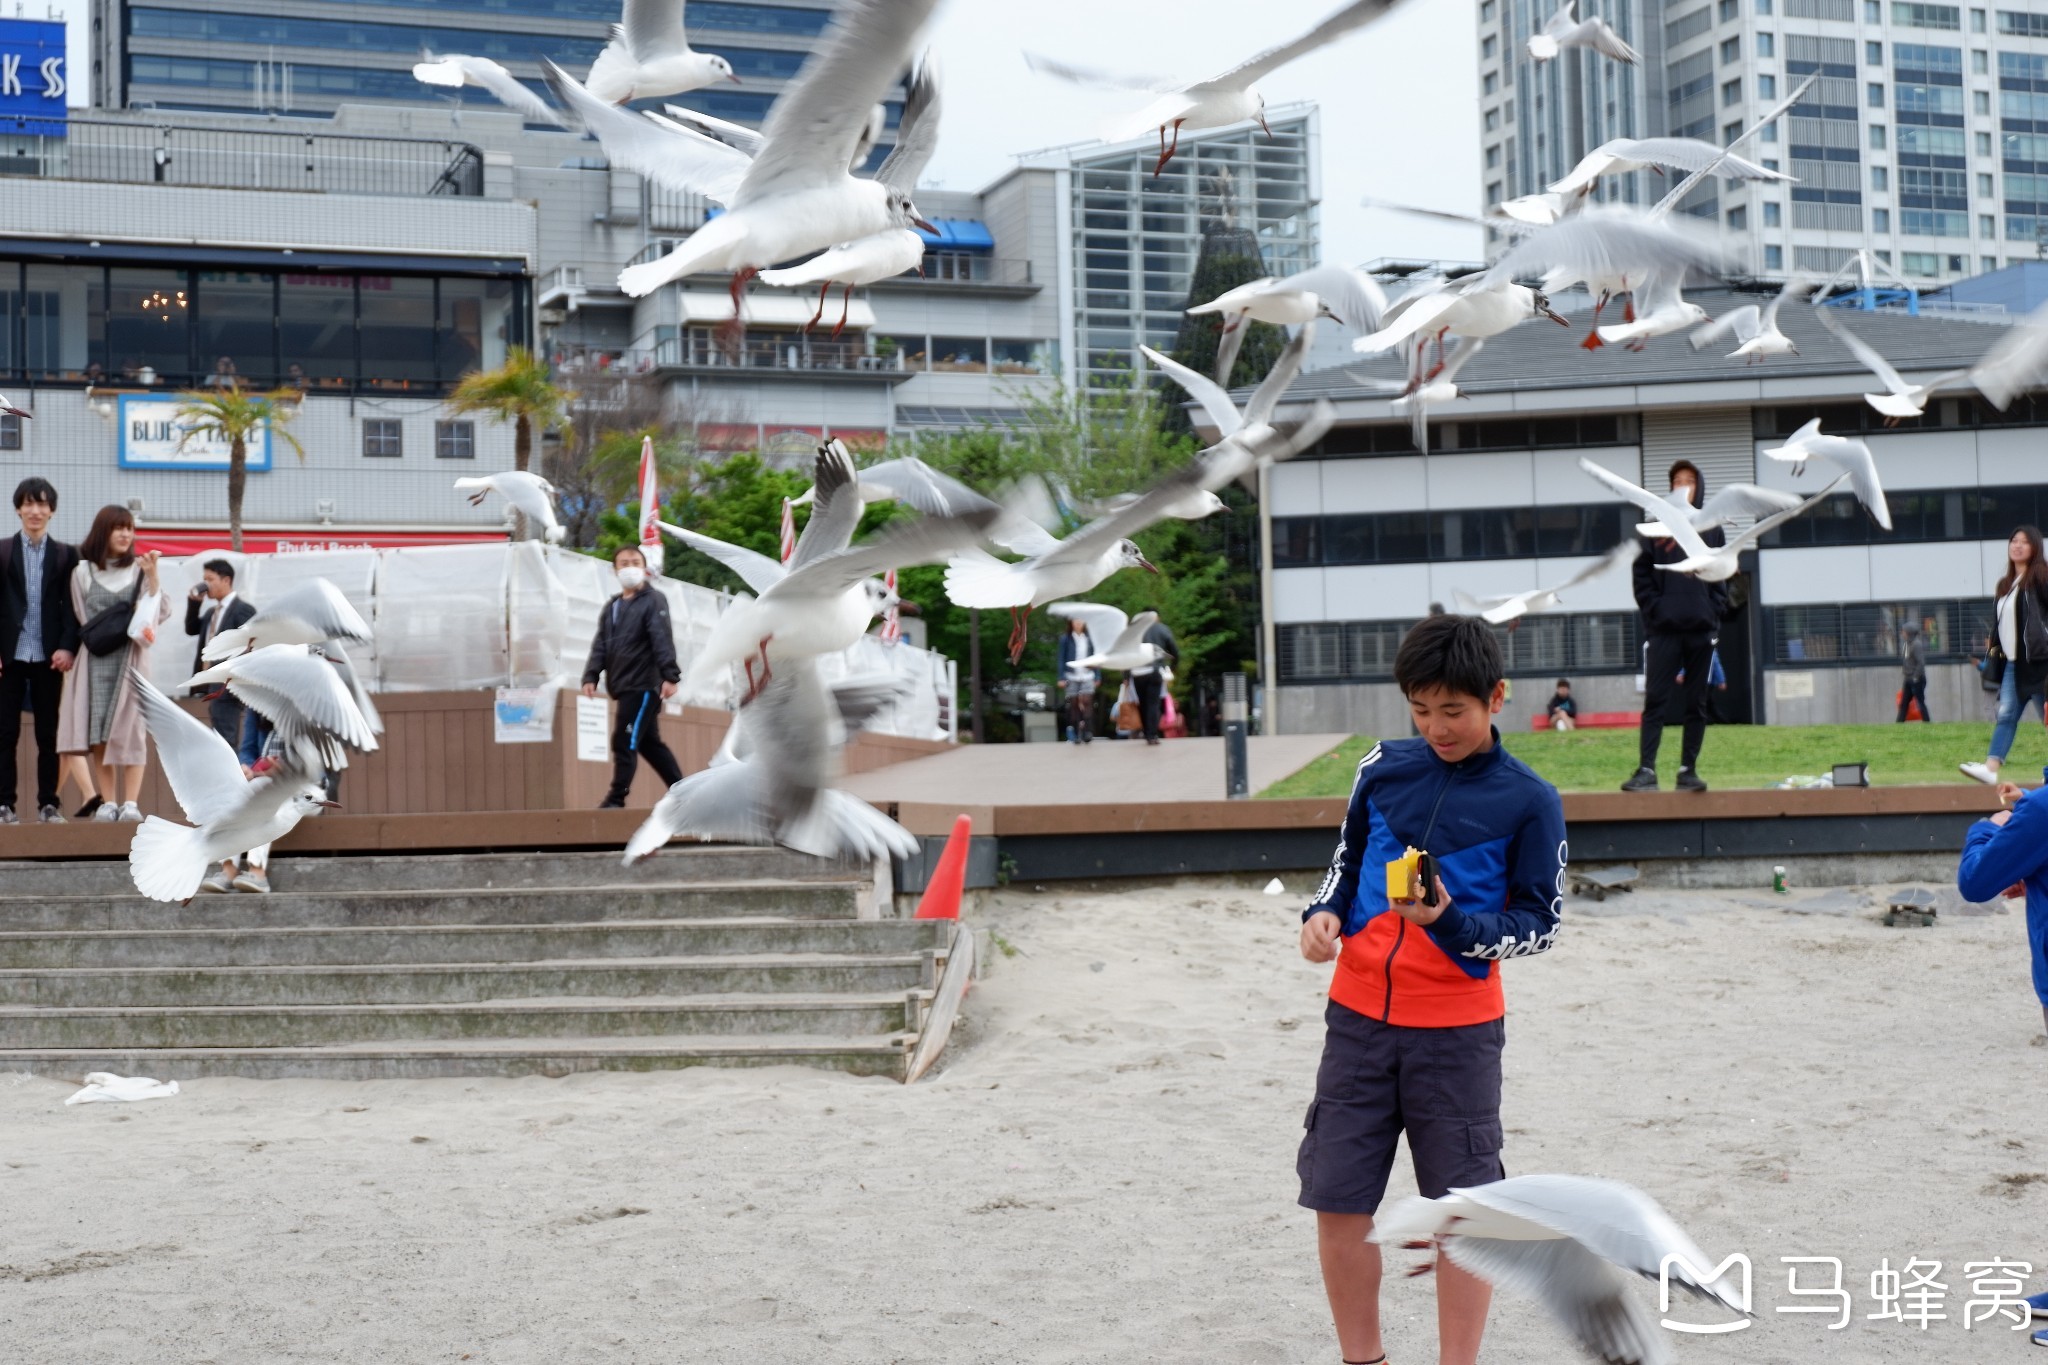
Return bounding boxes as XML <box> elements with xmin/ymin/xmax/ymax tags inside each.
<box><xmin>1026</xmin><ymin>0</ymin><xmax>1406</xmax><ymax>176</ymax></box>
<box><xmin>1814</xmin><ymin>308</ymin><xmax>1970</xmax><ymax>424</ymax></box>
<box><xmin>1044</xmin><ymin>603</ymin><xmax>1166</xmax><ymax>673</ymax></box>
<box><xmin>1579</xmin><ymin>457</ymin><xmax>1847</xmax><ymax>580</ymax></box>
<box><xmin>1527</xmin><ymin>1</ymin><xmax>1639</xmax><ymax>63</ymax></box>
<box><xmin>1373</xmin><ymin>1174</ymin><xmax>1752</xmax><ymax>1365</ymax></box>
<box><xmin>184</xmin><ymin>643</ymin><xmax>382</xmax><ymax>775</ymax></box>
<box><xmin>1549</xmin><ymin>136</ymin><xmax>1794</xmax><ymax>197</ymax></box>
<box><xmin>201</xmin><ymin>578</ymin><xmax>370</xmax><ymax>663</ymax></box>
<box><xmin>1629</xmin><ymin>481</ymin><xmax>1803</xmax><ymax>538</ymax></box>
<box><xmin>585</xmin><ymin>0</ymin><xmax>740</xmax><ymax>103</ymax></box>
<box><xmin>454</xmin><ymin>470</ymin><xmax>566</xmax><ymax>543</ymax></box>
<box><xmin>1452</xmin><ymin>541</ymin><xmax>1640</xmax><ymax>624</ymax></box>
<box><xmin>1184</xmin><ymin>265</ymin><xmax>1385</xmax><ymax>381</ymax></box>
<box><xmin>1689</xmin><ymin>276</ymin><xmax>1812</xmax><ymax>361</ymax></box>
<box><xmin>1142</xmin><ymin>319</ymin><xmax>1316</xmax><ymax>446</ymax></box>
<box><xmin>1759</xmin><ymin>418</ymin><xmax>1894</xmax><ymax>529</ymax></box>
<box><xmin>412</xmin><ymin>53</ymin><xmax>564</xmax><ymax>126</ymax></box>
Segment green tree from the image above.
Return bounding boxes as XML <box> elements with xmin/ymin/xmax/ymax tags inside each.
<box><xmin>173</xmin><ymin>384</ymin><xmax>306</xmax><ymax>553</ymax></box>
<box><xmin>445</xmin><ymin>345</ymin><xmax>572</xmax><ymax>479</ymax></box>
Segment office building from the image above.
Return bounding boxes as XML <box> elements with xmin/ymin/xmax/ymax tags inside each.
<box><xmin>1480</xmin><ymin>0</ymin><xmax>2048</xmax><ymax>284</ymax></box>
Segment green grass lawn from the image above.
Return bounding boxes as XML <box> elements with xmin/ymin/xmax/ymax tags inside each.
<box><xmin>1257</xmin><ymin>721</ymin><xmax>2048</xmax><ymax>799</ymax></box>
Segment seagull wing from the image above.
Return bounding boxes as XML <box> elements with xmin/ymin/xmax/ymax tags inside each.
<box><xmin>737</xmin><ymin>0</ymin><xmax>940</xmax><ymax>202</ymax></box>
<box><xmin>1353</xmin><ymin>289</ymin><xmax>1463</xmax><ymax>353</ymax></box>
<box><xmin>656</xmin><ymin>103</ymin><xmax>766</xmax><ymax>154</ymax></box>
<box><xmin>1193</xmin><ymin>0</ymin><xmax>1405</xmax><ymax>92</ymax></box>
<box><xmin>1815</xmin><ymin>311</ymin><xmax>1911</xmax><ymax>394</ymax></box>
<box><xmin>1970</xmin><ymin>299</ymin><xmax>2048</xmax><ymax>410</ymax></box>
<box><xmin>619</xmin><ymin>0</ymin><xmax>688</xmax><ymax>62</ymax></box>
<box><xmin>1022</xmin><ymin>51</ymin><xmax>1184</xmax><ymax>94</ymax></box>
<box><xmin>1482</xmin><ymin>206</ymin><xmax>1727</xmax><ymax>294</ymax></box>
<box><xmin>1759</xmin><ymin>274</ymin><xmax>1814</xmax><ymax>329</ymax></box>
<box><xmin>1604</xmin><ymin>136</ymin><xmax>1781</xmax><ymax>176</ymax></box>
<box><xmin>1686</xmin><ymin>482</ymin><xmax>1803</xmax><ymax>530</ymax></box>
<box><xmin>1730</xmin><ymin>68</ymin><xmax>1820</xmax><ymax>150</ymax></box>
<box><xmin>1441</xmin><ymin>1236</ymin><xmax>1669</xmax><ymax>1365</ymax></box>
<box><xmin>1551</xmin><ymin>537</ymin><xmax>1643</xmax><ymax>591</ymax></box>
<box><xmin>856</xmin><ymin>457</ymin><xmax>1001</xmax><ymax>521</ymax></box>
<box><xmin>1577</xmin><ymin>457</ymin><xmax>1713</xmax><ymax>561</ymax></box>
<box><xmin>1243</xmin><ymin>320</ymin><xmax>1317</xmax><ymax>426</ymax></box>
<box><xmin>1141</xmin><ymin>345</ymin><xmax>1242</xmax><ymax>436</ymax></box>
<box><xmin>1564</xmin><ymin>16</ymin><xmax>1639</xmax><ymax>61</ymax></box>
<box><xmin>1689</xmin><ymin>304</ymin><xmax>1758</xmax><ymax>348</ymax></box>
<box><xmin>207</xmin><ymin>578</ymin><xmax>369</xmax><ymax>660</ymax></box>
<box><xmin>625</xmin><ymin>762</ymin><xmax>776</xmax><ymax>861</ymax></box>
<box><xmin>875</xmin><ymin>54</ymin><xmax>941</xmax><ymax>192</ymax></box>
<box><xmin>414</xmin><ymin>54</ymin><xmax>562</xmax><ymax>125</ymax></box>
<box><xmin>542</xmin><ymin>59</ymin><xmax>749</xmax><ymax>204</ymax></box>
<box><xmin>1044</xmin><ymin>600</ymin><xmax>1132</xmax><ymax>643</ymax></box>
<box><xmin>773</xmin><ymin>507</ymin><xmax>997</xmax><ymax>598</ymax></box>
<box><xmin>134</xmin><ymin>675</ymin><xmax>250</xmax><ymax>828</ymax></box>
<box><xmin>320</xmin><ymin>640</ymin><xmax>384</xmax><ymax>736</ymax></box>
<box><xmin>655</xmin><ymin>521</ymin><xmax>787</xmax><ymax>594</ymax></box>
<box><xmin>1282</xmin><ymin>264</ymin><xmax>1389</xmax><ymax>331</ymax></box>
<box><xmin>1813</xmin><ymin>439</ymin><xmax>1892</xmax><ymax>529</ymax></box>
<box><xmin>791</xmin><ymin>440</ymin><xmax>863</xmax><ymax>568</ymax></box>
<box><xmin>494</xmin><ymin>470</ymin><xmax>560</xmax><ymax>528</ymax></box>
<box><xmin>205</xmin><ymin>646</ymin><xmax>379</xmax><ymax>754</ymax></box>
<box><xmin>1725</xmin><ymin>474</ymin><xmax>1853</xmax><ymax>550</ymax></box>
<box><xmin>827</xmin><ymin>671</ymin><xmax>916</xmax><ymax>734</ymax></box>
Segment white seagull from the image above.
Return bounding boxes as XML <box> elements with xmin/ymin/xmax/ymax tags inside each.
<box><xmin>201</xmin><ymin>578</ymin><xmax>370</xmax><ymax>663</ymax></box>
<box><xmin>1689</xmin><ymin>276</ymin><xmax>1812</xmax><ymax>361</ymax></box>
<box><xmin>585</xmin><ymin>0</ymin><xmax>740</xmax><ymax>104</ymax></box>
<box><xmin>184</xmin><ymin>643</ymin><xmax>382</xmax><ymax>774</ymax></box>
<box><xmin>1579</xmin><ymin>457</ymin><xmax>1848</xmax><ymax>580</ymax></box>
<box><xmin>1353</xmin><ymin>278</ymin><xmax>1570</xmax><ymax>374</ymax></box>
<box><xmin>1026</xmin><ymin>0</ymin><xmax>1404</xmax><ymax>176</ymax></box>
<box><xmin>412</xmin><ymin>53</ymin><xmax>563</xmax><ymax>126</ymax></box>
<box><xmin>128</xmin><ymin>677</ymin><xmax>338</xmax><ymax>903</ymax></box>
<box><xmin>1527</xmin><ymin>1</ymin><xmax>1639</xmax><ymax>63</ymax></box>
<box><xmin>453</xmin><ymin>470</ymin><xmax>566</xmax><ymax>542</ymax></box>
<box><xmin>1044</xmin><ymin>603</ymin><xmax>1165</xmax><ymax>673</ymax></box>
<box><xmin>1550</xmin><ymin>136</ymin><xmax>1794</xmax><ymax>197</ymax></box>
<box><xmin>1815</xmin><ymin>309</ymin><xmax>1970</xmax><ymax>424</ymax></box>
<box><xmin>1452</xmin><ymin>541</ymin><xmax>1641</xmax><ymax>624</ymax></box>
<box><xmin>1594</xmin><ymin>275</ymin><xmax>1709</xmax><ymax>350</ymax></box>
<box><xmin>1349</xmin><ymin>334</ymin><xmax>1487</xmax><ymax>454</ymax></box>
<box><xmin>624</xmin><ymin>662</ymin><xmax>915</xmax><ymax>864</ymax></box>
<box><xmin>1630</xmin><ymin>481</ymin><xmax>1804</xmax><ymax>537</ymax></box>
<box><xmin>1969</xmin><ymin>297</ymin><xmax>2048</xmax><ymax>410</ymax></box>
<box><xmin>758</xmin><ymin>57</ymin><xmax>940</xmax><ymax>336</ymax></box>
<box><xmin>1372</xmin><ymin>1174</ymin><xmax>1751</xmax><ymax>1365</ymax></box>
<box><xmin>1185</xmin><ymin>265</ymin><xmax>1385</xmax><ymax>381</ymax></box>
<box><xmin>548</xmin><ymin>0</ymin><xmax>941</xmax><ymax>303</ymax></box>
<box><xmin>1142</xmin><ymin>317</ymin><xmax>1315</xmax><ymax>445</ymax></box>
<box><xmin>1759</xmin><ymin>418</ymin><xmax>1894</xmax><ymax>529</ymax></box>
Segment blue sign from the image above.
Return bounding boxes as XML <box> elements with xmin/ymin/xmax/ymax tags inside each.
<box><xmin>0</xmin><ymin>20</ymin><xmax>67</xmax><ymax>137</ymax></box>
<box><xmin>118</xmin><ymin>393</ymin><xmax>273</xmax><ymax>473</ymax></box>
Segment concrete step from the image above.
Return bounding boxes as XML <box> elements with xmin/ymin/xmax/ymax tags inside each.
<box><xmin>0</xmin><ymin>917</ymin><xmax>948</xmax><ymax>970</ymax></box>
<box><xmin>0</xmin><ymin>846</ymin><xmax>866</xmax><ymax>900</ymax></box>
<box><xmin>0</xmin><ymin>954</ymin><xmax>939</xmax><ymax>1008</ymax></box>
<box><xmin>0</xmin><ymin>992</ymin><xmax>925</xmax><ymax>1049</ymax></box>
<box><xmin>0</xmin><ymin>881</ymin><xmax>864</xmax><ymax>933</ymax></box>
<box><xmin>0</xmin><ymin>1034</ymin><xmax>914</xmax><ymax>1080</ymax></box>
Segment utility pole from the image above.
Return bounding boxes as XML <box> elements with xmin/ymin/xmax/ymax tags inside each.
<box><xmin>968</xmin><ymin>608</ymin><xmax>984</xmax><ymax>743</ymax></box>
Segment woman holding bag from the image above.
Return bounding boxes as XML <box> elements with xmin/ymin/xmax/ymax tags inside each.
<box><xmin>1961</xmin><ymin>525</ymin><xmax>2048</xmax><ymax>786</ymax></box>
<box><xmin>59</xmin><ymin>505</ymin><xmax>168</xmax><ymax>821</ymax></box>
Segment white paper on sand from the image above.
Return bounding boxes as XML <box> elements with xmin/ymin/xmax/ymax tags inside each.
<box><xmin>64</xmin><ymin>1072</ymin><xmax>180</xmax><ymax>1105</ymax></box>
<box><xmin>1263</xmin><ymin>877</ymin><xmax>1286</xmax><ymax>896</ymax></box>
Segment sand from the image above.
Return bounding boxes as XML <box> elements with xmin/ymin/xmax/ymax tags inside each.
<box><xmin>1</xmin><ymin>879</ymin><xmax>2041</xmax><ymax>1365</ymax></box>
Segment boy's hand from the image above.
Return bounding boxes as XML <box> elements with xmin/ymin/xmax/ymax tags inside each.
<box><xmin>1300</xmin><ymin>911</ymin><xmax>1342</xmax><ymax>963</ymax></box>
<box><xmin>1997</xmin><ymin>782</ymin><xmax>2025</xmax><ymax>807</ymax></box>
<box><xmin>1392</xmin><ymin>877</ymin><xmax>1450</xmax><ymax>926</ymax></box>
<box><xmin>1990</xmin><ymin>809</ymin><xmax>2013</xmax><ymax>827</ymax></box>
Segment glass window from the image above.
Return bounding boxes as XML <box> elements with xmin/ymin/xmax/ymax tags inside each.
<box><xmin>99</xmin><ymin>268</ymin><xmax>191</xmax><ymax>385</ymax></box>
<box><xmin>363</xmin><ymin>418</ymin><xmax>402</xmax><ymax>458</ymax></box>
<box><xmin>0</xmin><ymin>414</ymin><xmax>19</xmax><ymax>451</ymax></box>
<box><xmin>279</xmin><ymin>274</ymin><xmax>356</xmax><ymax>389</ymax></box>
<box><xmin>1764</xmin><ymin>201</ymin><xmax>1783</xmax><ymax>226</ymax></box>
<box><xmin>1870</xmin><ymin>124</ymin><xmax>1887</xmax><ymax>149</ymax></box>
<box><xmin>1728</xmin><ymin>205</ymin><xmax>1749</xmax><ymax>228</ymax></box>
<box><xmin>1774</xmin><ymin>605</ymin><xmax>1841</xmax><ymax>661</ymax></box>
<box><xmin>438</xmin><ymin>276</ymin><xmax>512</xmax><ymax>381</ymax></box>
<box><xmin>1376</xmin><ymin>512</ymin><xmax>1430</xmax><ymax>562</ymax></box>
<box><xmin>992</xmin><ymin>340</ymin><xmax>1047</xmax><ymax>374</ymax></box>
<box><xmin>1482</xmin><ymin>71</ymin><xmax>1498</xmax><ymax>95</ymax></box>
<box><xmin>1868</xmin><ymin>81</ymin><xmax>1886</xmax><ymax>106</ymax></box>
<box><xmin>930</xmin><ymin>337</ymin><xmax>987</xmax><ymax>372</ymax></box>
<box><xmin>1765</xmin><ymin>243</ymin><xmax>1785</xmax><ymax>269</ymax></box>
<box><xmin>1868</xmin><ymin>40</ymin><xmax>1884</xmax><ymax>63</ymax></box>
<box><xmin>1758</xmin><ymin>31</ymin><xmax>1775</xmax><ymax>54</ymax></box>
<box><xmin>23</xmin><ymin>264</ymin><xmax>90</xmax><ymax>382</ymax></box>
<box><xmin>435</xmin><ymin>419</ymin><xmax>474</xmax><ymax>460</ymax></box>
<box><xmin>1272</xmin><ymin>517</ymin><xmax>1319</xmax><ymax>567</ymax></box>
<box><xmin>1723</xmin><ymin>78</ymin><xmax>1743</xmax><ymax>106</ymax></box>
<box><xmin>1760</xmin><ymin>74</ymin><xmax>1777</xmax><ymax>98</ymax></box>
<box><xmin>1721</xmin><ymin>37</ymin><xmax>1742</xmax><ymax>62</ymax></box>
<box><xmin>876</xmin><ymin>334</ymin><xmax>925</xmax><ymax>370</ymax></box>
<box><xmin>1972</xmin><ymin>48</ymin><xmax>1988</xmax><ymax>72</ymax></box>
<box><xmin>1872</xmin><ymin>166</ymin><xmax>1890</xmax><ymax>190</ymax></box>
<box><xmin>193</xmin><ymin>271</ymin><xmax>274</xmax><ymax>387</ymax></box>
<box><xmin>1323</xmin><ymin>515</ymin><xmax>1373</xmax><ymax>565</ymax></box>
<box><xmin>358</xmin><ymin>275</ymin><xmax>435</xmax><ymax>390</ymax></box>
<box><xmin>1875</xmin><ymin>208</ymin><xmax>1892</xmax><ymax>230</ymax></box>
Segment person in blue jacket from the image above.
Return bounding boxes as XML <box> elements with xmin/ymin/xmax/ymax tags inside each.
<box><xmin>1956</xmin><ymin>773</ymin><xmax>2048</xmax><ymax>1336</ymax></box>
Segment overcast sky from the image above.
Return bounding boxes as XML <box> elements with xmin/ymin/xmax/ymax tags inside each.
<box><xmin>919</xmin><ymin>0</ymin><xmax>1485</xmax><ymax>268</ymax></box>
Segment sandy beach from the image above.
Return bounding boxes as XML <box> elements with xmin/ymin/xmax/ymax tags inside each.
<box><xmin>1</xmin><ymin>876</ymin><xmax>2040</xmax><ymax>1364</ymax></box>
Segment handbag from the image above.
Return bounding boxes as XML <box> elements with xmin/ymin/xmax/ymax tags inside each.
<box><xmin>79</xmin><ymin>577</ymin><xmax>142</xmax><ymax>657</ymax></box>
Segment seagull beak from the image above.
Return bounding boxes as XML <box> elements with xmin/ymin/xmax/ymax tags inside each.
<box><xmin>1138</xmin><ymin>554</ymin><xmax>1161</xmax><ymax>575</ymax></box>
<box><xmin>316</xmin><ymin>799</ymin><xmax>343</xmax><ymax>810</ymax></box>
<box><xmin>1541</xmin><ymin>306</ymin><xmax>1571</xmax><ymax>326</ymax></box>
<box><xmin>3</xmin><ymin>406</ymin><xmax>29</xmax><ymax>418</ymax></box>
<box><xmin>912</xmin><ymin>215</ymin><xmax>939</xmax><ymax>235</ymax></box>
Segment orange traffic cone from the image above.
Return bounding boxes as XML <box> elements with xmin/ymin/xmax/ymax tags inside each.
<box><xmin>913</xmin><ymin>813</ymin><xmax>973</xmax><ymax>920</ymax></box>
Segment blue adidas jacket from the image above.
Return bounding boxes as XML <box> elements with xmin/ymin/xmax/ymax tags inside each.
<box><xmin>1305</xmin><ymin>731</ymin><xmax>1566</xmax><ymax>1027</ymax></box>
<box><xmin>1957</xmin><ymin>770</ymin><xmax>2048</xmax><ymax>1008</ymax></box>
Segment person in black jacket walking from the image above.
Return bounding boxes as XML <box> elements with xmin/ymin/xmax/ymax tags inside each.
<box><xmin>1129</xmin><ymin>614</ymin><xmax>1180</xmax><ymax>745</ymax></box>
<box><xmin>581</xmin><ymin>546</ymin><xmax>684</xmax><ymax>808</ymax></box>
<box><xmin>1623</xmin><ymin>460</ymin><xmax>1725</xmax><ymax>793</ymax></box>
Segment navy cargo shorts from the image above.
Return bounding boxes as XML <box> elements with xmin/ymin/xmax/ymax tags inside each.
<box><xmin>1296</xmin><ymin>999</ymin><xmax>1506</xmax><ymax>1215</ymax></box>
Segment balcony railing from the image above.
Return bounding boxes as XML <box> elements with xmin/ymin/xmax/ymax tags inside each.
<box><xmin>620</xmin><ymin>239</ymin><xmax>1033</xmax><ymax>288</ymax></box>
<box><xmin>552</xmin><ymin>333</ymin><xmax>907</xmax><ymax>379</ymax></box>
<box><xmin>0</xmin><ymin>119</ymin><xmax>486</xmax><ymax>198</ymax></box>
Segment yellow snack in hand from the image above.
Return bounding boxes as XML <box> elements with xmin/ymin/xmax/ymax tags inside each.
<box><xmin>1385</xmin><ymin>846</ymin><xmax>1422</xmax><ymax>903</ymax></box>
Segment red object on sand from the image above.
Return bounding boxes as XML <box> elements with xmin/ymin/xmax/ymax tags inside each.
<box><xmin>913</xmin><ymin>813</ymin><xmax>973</xmax><ymax>920</ymax></box>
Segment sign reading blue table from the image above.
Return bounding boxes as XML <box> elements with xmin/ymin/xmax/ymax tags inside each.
<box><xmin>118</xmin><ymin>393</ymin><xmax>272</xmax><ymax>472</ymax></box>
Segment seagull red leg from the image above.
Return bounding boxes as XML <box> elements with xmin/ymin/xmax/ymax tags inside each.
<box><xmin>1007</xmin><ymin>607</ymin><xmax>1028</xmax><ymax>665</ymax></box>
<box><xmin>830</xmin><ymin>284</ymin><xmax>853</xmax><ymax>340</ymax></box>
<box><xmin>805</xmin><ymin>281</ymin><xmax>829</xmax><ymax>332</ymax></box>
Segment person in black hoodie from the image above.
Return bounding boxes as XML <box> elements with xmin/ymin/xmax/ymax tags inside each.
<box><xmin>1622</xmin><ymin>459</ymin><xmax>1725</xmax><ymax>793</ymax></box>
<box><xmin>582</xmin><ymin>546</ymin><xmax>684</xmax><ymax>808</ymax></box>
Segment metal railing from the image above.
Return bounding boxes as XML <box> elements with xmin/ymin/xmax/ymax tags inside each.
<box><xmin>0</xmin><ymin>119</ymin><xmax>486</xmax><ymax>198</ymax></box>
<box><xmin>620</xmin><ymin>239</ymin><xmax>1032</xmax><ymax>287</ymax></box>
<box><xmin>552</xmin><ymin>333</ymin><xmax>906</xmax><ymax>378</ymax></box>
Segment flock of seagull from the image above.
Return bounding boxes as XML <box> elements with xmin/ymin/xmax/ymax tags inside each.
<box><xmin>108</xmin><ymin>0</ymin><xmax>2048</xmax><ymax>1352</ymax></box>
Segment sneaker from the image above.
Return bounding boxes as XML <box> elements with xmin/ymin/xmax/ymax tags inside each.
<box><xmin>116</xmin><ymin>802</ymin><xmax>143</xmax><ymax>823</ymax></box>
<box><xmin>92</xmin><ymin>803</ymin><xmax>119</xmax><ymax>823</ymax></box>
<box><xmin>1676</xmin><ymin>767</ymin><xmax>1708</xmax><ymax>792</ymax></box>
<box><xmin>1959</xmin><ymin>761</ymin><xmax>1999</xmax><ymax>786</ymax></box>
<box><xmin>232</xmin><ymin>867</ymin><xmax>271</xmax><ymax>894</ymax></box>
<box><xmin>0</xmin><ymin>806</ymin><xmax>16</xmax><ymax>825</ymax></box>
<box><xmin>2034</xmin><ymin>1325</ymin><xmax>2048</xmax><ymax>1348</ymax></box>
<box><xmin>1620</xmin><ymin>767</ymin><xmax>1659</xmax><ymax>792</ymax></box>
<box><xmin>37</xmin><ymin>804</ymin><xmax>63</xmax><ymax>824</ymax></box>
<box><xmin>73</xmin><ymin>796</ymin><xmax>102</xmax><ymax>820</ymax></box>
<box><xmin>199</xmin><ymin>865</ymin><xmax>235</xmax><ymax>894</ymax></box>
<box><xmin>597</xmin><ymin>798</ymin><xmax>625</xmax><ymax>810</ymax></box>
<box><xmin>2027</xmin><ymin>1290</ymin><xmax>2048</xmax><ymax>1317</ymax></box>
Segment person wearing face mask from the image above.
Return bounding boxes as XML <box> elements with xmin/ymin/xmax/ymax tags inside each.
<box><xmin>1621</xmin><ymin>459</ymin><xmax>1726</xmax><ymax>794</ymax></box>
<box><xmin>581</xmin><ymin>546</ymin><xmax>683</xmax><ymax>809</ymax></box>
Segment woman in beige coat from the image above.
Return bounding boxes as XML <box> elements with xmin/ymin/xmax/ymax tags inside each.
<box><xmin>59</xmin><ymin>505</ymin><xmax>169</xmax><ymax>822</ymax></box>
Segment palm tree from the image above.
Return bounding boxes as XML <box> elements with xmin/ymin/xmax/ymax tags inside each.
<box><xmin>173</xmin><ymin>383</ymin><xmax>306</xmax><ymax>552</ymax></box>
<box><xmin>444</xmin><ymin>346</ymin><xmax>572</xmax><ymax>476</ymax></box>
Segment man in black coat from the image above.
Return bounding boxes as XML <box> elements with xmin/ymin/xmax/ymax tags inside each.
<box><xmin>184</xmin><ymin>557</ymin><xmax>257</xmax><ymax>748</ymax></box>
<box><xmin>1130</xmin><ymin>614</ymin><xmax>1181</xmax><ymax>746</ymax></box>
<box><xmin>581</xmin><ymin>546</ymin><xmax>684</xmax><ymax>808</ymax></box>
<box><xmin>1623</xmin><ymin>459</ymin><xmax>1727</xmax><ymax>793</ymax></box>
<box><xmin>0</xmin><ymin>477</ymin><xmax>82</xmax><ymax>824</ymax></box>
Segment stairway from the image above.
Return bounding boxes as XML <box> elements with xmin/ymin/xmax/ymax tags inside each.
<box><xmin>0</xmin><ymin>847</ymin><xmax>955</xmax><ymax>1081</ymax></box>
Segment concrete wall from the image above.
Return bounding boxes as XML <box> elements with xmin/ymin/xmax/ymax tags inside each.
<box><xmin>1761</xmin><ymin>662</ymin><xmax>2000</xmax><ymax>728</ymax></box>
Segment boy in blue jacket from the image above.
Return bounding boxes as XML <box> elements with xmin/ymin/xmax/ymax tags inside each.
<box><xmin>1955</xmin><ymin>775</ymin><xmax>2048</xmax><ymax>1338</ymax></box>
<box><xmin>1297</xmin><ymin>614</ymin><xmax>1566</xmax><ymax>1365</ymax></box>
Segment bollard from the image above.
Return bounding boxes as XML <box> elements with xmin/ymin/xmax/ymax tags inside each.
<box><xmin>1223</xmin><ymin>672</ymin><xmax>1250</xmax><ymax>800</ymax></box>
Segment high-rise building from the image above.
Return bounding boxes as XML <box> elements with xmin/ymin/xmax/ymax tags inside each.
<box><xmin>1478</xmin><ymin>0</ymin><xmax>2048</xmax><ymax>284</ymax></box>
<box><xmin>1019</xmin><ymin>107</ymin><xmax>1321</xmax><ymax>392</ymax></box>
